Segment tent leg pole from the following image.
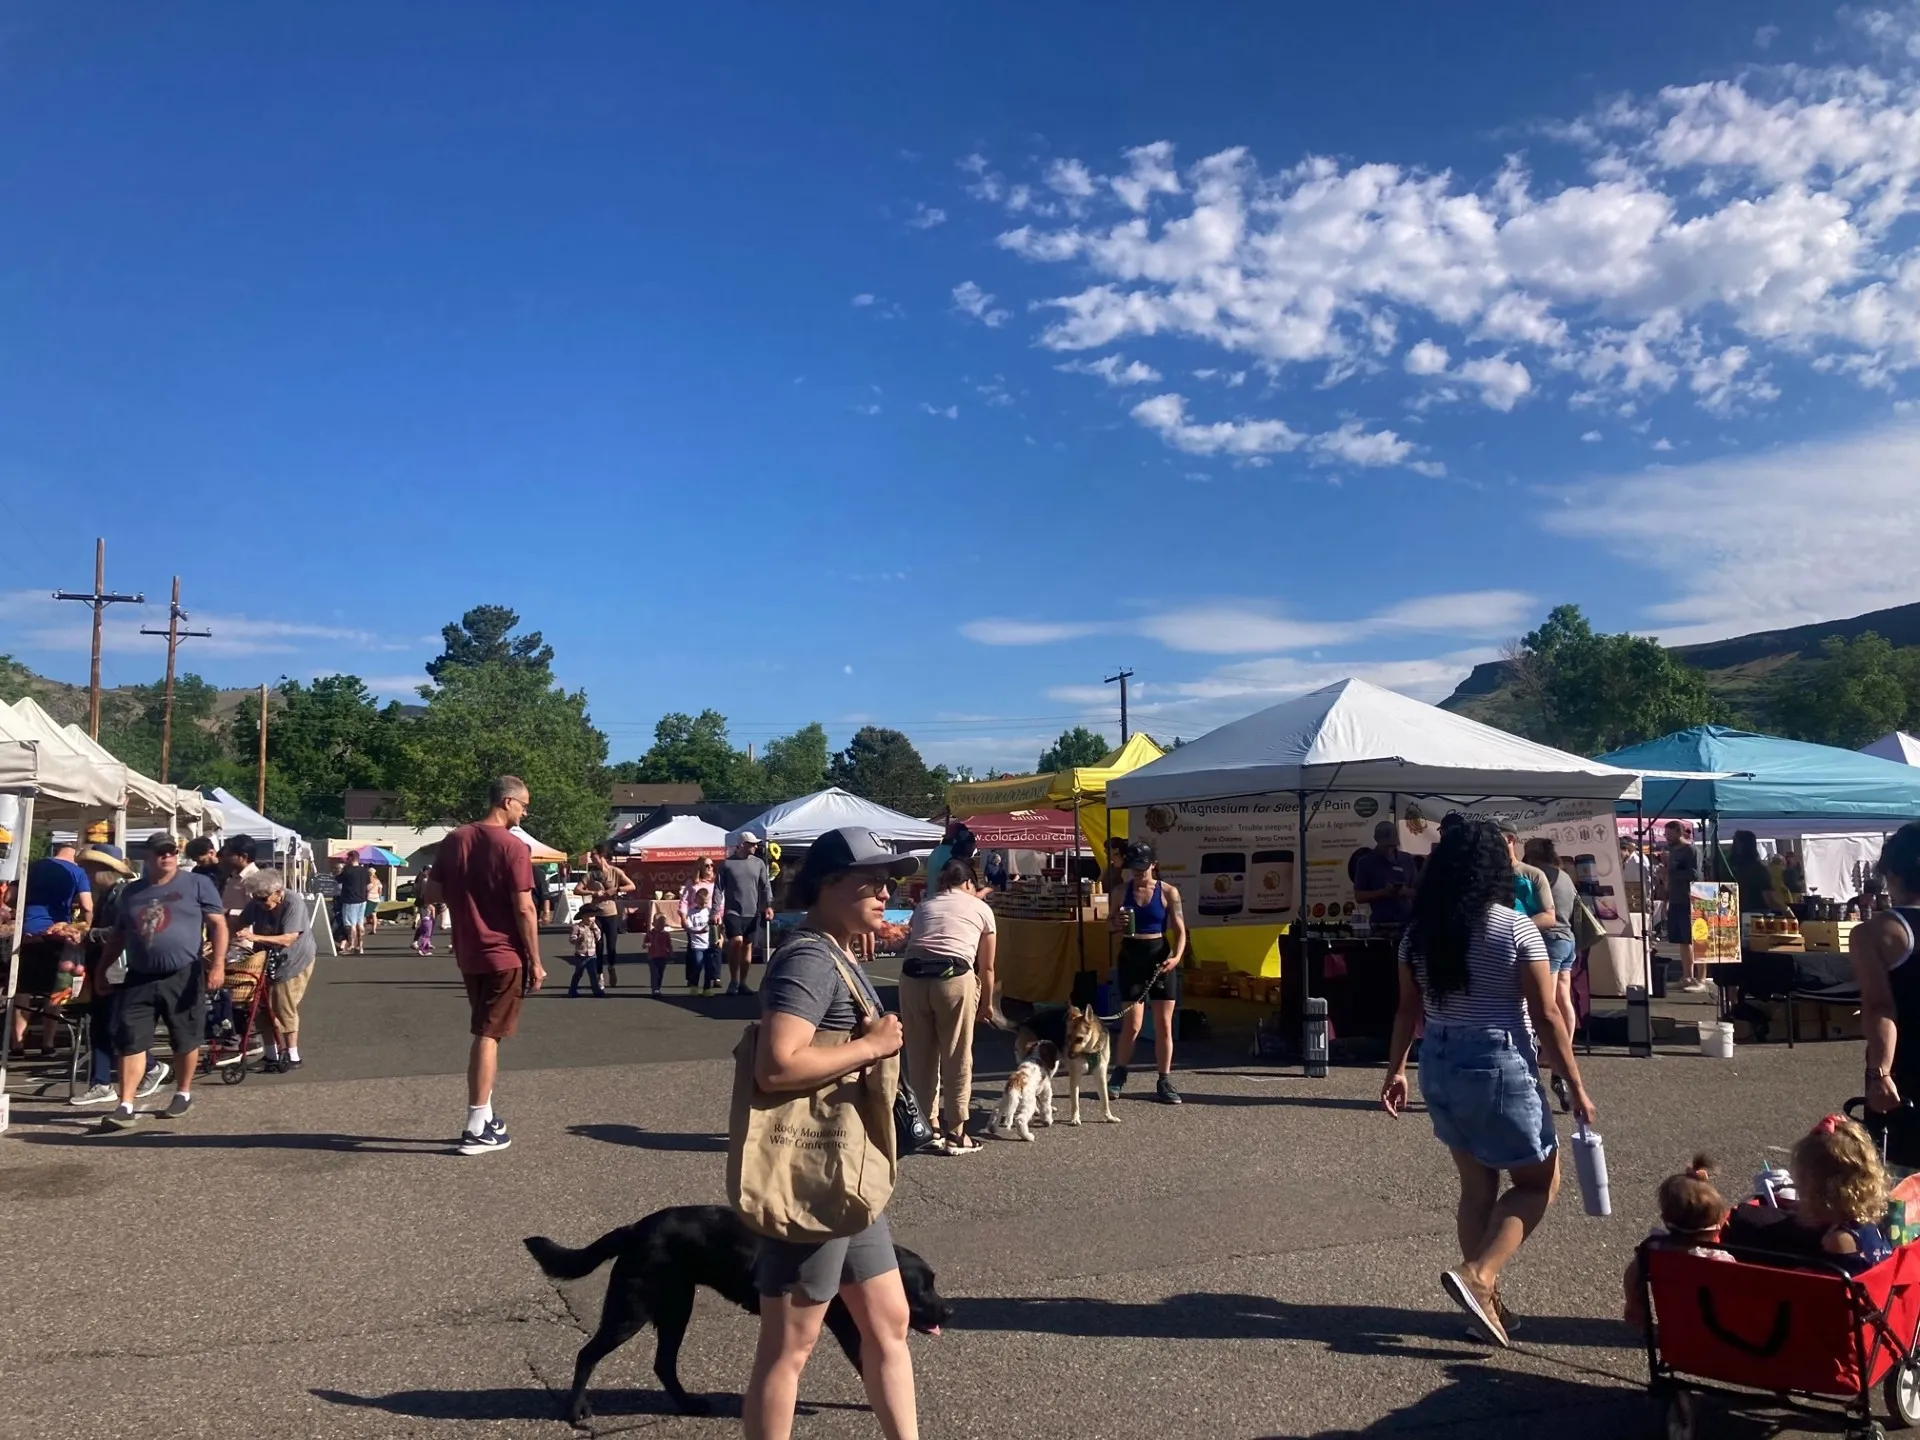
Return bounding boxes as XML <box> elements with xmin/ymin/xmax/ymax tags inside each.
<box><xmin>2</xmin><ymin>791</ymin><xmax>39</xmax><ymax>1110</ymax></box>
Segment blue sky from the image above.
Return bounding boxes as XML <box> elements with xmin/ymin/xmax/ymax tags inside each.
<box><xmin>7</xmin><ymin>2</ymin><xmax>1920</xmax><ymax>771</ymax></box>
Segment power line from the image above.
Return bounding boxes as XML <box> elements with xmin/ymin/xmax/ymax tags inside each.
<box><xmin>139</xmin><ymin>576</ymin><xmax>212</xmax><ymax>783</ymax></box>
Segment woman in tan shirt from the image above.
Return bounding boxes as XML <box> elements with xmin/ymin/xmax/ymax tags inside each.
<box><xmin>898</xmin><ymin>858</ymin><xmax>998</xmax><ymax>1154</ymax></box>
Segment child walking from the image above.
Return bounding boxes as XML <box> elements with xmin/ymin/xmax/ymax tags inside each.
<box><xmin>567</xmin><ymin>914</ymin><xmax>605</xmax><ymax>997</ymax></box>
<box><xmin>684</xmin><ymin>884</ymin><xmax>718</xmax><ymax>994</ymax></box>
<box><xmin>645</xmin><ymin>912</ymin><xmax>676</xmax><ymax>997</ymax></box>
<box><xmin>413</xmin><ymin>900</ymin><xmax>435</xmax><ymax>956</ymax></box>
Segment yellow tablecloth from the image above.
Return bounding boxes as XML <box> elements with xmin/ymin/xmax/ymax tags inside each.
<box><xmin>994</xmin><ymin>917</ymin><xmax>1118</xmax><ymax>1004</ymax></box>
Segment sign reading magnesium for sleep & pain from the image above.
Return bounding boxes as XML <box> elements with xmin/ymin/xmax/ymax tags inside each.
<box><xmin>1132</xmin><ymin>793</ymin><xmax>1390</xmax><ymax>928</ymax></box>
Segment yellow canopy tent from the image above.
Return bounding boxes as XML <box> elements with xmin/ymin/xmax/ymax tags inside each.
<box><xmin>946</xmin><ymin>733</ymin><xmax>1164</xmax><ymax>857</ymax></box>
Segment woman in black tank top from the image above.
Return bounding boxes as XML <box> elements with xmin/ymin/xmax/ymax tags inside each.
<box><xmin>1851</xmin><ymin>823</ymin><xmax>1920</xmax><ymax>1164</ymax></box>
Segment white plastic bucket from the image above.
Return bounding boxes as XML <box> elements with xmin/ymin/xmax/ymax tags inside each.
<box><xmin>1699</xmin><ymin>1020</ymin><xmax>1734</xmax><ymax>1059</ymax></box>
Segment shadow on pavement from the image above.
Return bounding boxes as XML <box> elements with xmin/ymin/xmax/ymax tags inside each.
<box><xmin>568</xmin><ymin>1122</ymin><xmax>728</xmax><ymax>1153</ymax></box>
<box><xmin>312</xmin><ymin>1384</ymin><xmax>862</xmax><ymax>1426</ymax></box>
<box><xmin>1278</xmin><ymin>1361</ymin><xmax>1658</xmax><ymax>1439</ymax></box>
<box><xmin>17</xmin><ymin>1128</ymin><xmax>454</xmax><ymax>1154</ymax></box>
<box><xmin>1177</xmin><ymin>1093</ymin><xmax>1397</xmax><ymax>1113</ymax></box>
<box><xmin>949</xmin><ymin>1292</ymin><xmax>1626</xmax><ymax>1355</ymax></box>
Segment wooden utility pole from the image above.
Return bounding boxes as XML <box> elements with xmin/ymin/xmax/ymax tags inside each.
<box><xmin>257</xmin><ymin>683</ymin><xmax>270</xmax><ymax>814</ymax></box>
<box><xmin>52</xmin><ymin>538</ymin><xmax>144</xmax><ymax>738</ymax></box>
<box><xmin>139</xmin><ymin>576</ymin><xmax>211</xmax><ymax>783</ymax></box>
<box><xmin>1104</xmin><ymin>667</ymin><xmax>1135</xmax><ymax>745</ymax></box>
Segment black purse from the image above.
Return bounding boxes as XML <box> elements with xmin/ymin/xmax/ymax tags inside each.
<box><xmin>894</xmin><ymin>1084</ymin><xmax>937</xmax><ymax>1156</ymax></box>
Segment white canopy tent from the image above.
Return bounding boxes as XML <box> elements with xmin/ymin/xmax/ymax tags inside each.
<box><xmin>0</xmin><ymin>701</ymin><xmax>126</xmax><ymax>815</ymax></box>
<box><xmin>404</xmin><ymin>824</ymin><xmax>568</xmax><ymax>869</ymax></box>
<box><xmin>205</xmin><ymin>786</ymin><xmax>305</xmax><ymax>860</ymax></box>
<box><xmin>1863</xmin><ymin>732</ymin><xmax>1920</xmax><ymax>766</ymax></box>
<box><xmin>1107</xmin><ymin>678</ymin><xmax>1644</xmax><ymax>809</ymax></box>
<box><xmin>725</xmin><ymin>788</ymin><xmax>944</xmax><ymax>852</ymax></box>
<box><xmin>615</xmin><ymin>813</ymin><xmax>731</xmax><ymax>860</ymax></box>
<box><xmin>52</xmin><ymin>718</ymin><xmax>214</xmax><ymax>833</ymax></box>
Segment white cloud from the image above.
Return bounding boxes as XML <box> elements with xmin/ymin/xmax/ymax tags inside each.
<box><xmin>919</xmin><ymin>402</ymin><xmax>959</xmax><ymax>419</ymax></box>
<box><xmin>0</xmin><ymin>590</ymin><xmax>415</xmax><ymax>661</ymax></box>
<box><xmin>1539</xmin><ymin>422</ymin><xmax>1920</xmax><ymax>641</ymax></box>
<box><xmin>965</xmin><ymin>588</ymin><xmax>1531</xmax><ymax>655</ymax></box>
<box><xmin>851</xmin><ymin>402</ymin><xmax>882</xmax><ymax>416</ymax></box>
<box><xmin>1404</xmin><ymin>339</ymin><xmax>1451</xmax><ymax>375</ymax></box>
<box><xmin>851</xmin><ymin>293</ymin><xmax>875</xmax><ymax>307</ymax></box>
<box><xmin>1046</xmin><ymin>157</ymin><xmax>1098</xmax><ymax>199</ymax></box>
<box><xmin>1651</xmin><ymin>436</ymin><xmax>1674</xmax><ymax>450</ymax></box>
<box><xmin>951</xmin><ymin>280</ymin><xmax>1010</xmax><ymax>327</ymax></box>
<box><xmin>1754</xmin><ymin>23</ymin><xmax>1780</xmax><ymax>49</ymax></box>
<box><xmin>962</xmin><ymin>51</ymin><xmax>1920</xmax><ymax>417</ymax></box>
<box><xmin>1056</xmin><ymin>353</ymin><xmax>1163</xmax><ymax>386</ymax></box>
<box><xmin>1581</xmin><ymin>429</ymin><xmax>1603</xmax><ymax>441</ymax></box>
<box><xmin>843</xmin><ymin>664</ymin><xmax>855</xmax><ymax>675</ymax></box>
<box><xmin>906</xmin><ymin>202</ymin><xmax>947</xmax><ymax>230</ymax></box>
<box><xmin>1457</xmin><ymin>354</ymin><xmax>1533</xmax><ymax>410</ymax></box>
<box><xmin>1128</xmin><ymin>392</ymin><xmax>1431</xmax><ymax>471</ymax></box>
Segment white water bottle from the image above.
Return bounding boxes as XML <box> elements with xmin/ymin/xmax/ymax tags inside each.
<box><xmin>1572</xmin><ymin>1121</ymin><xmax>1611</xmax><ymax>1217</ymax></box>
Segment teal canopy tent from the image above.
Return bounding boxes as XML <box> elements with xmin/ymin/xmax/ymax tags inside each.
<box><xmin>1597</xmin><ymin>726</ymin><xmax>1920</xmax><ymax>825</ymax></box>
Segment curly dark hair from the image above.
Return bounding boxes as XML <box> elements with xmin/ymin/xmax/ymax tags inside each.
<box><xmin>1404</xmin><ymin>818</ymin><xmax>1516</xmax><ymax>997</ymax></box>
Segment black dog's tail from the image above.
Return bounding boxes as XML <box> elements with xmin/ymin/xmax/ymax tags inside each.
<box><xmin>524</xmin><ymin>1224</ymin><xmax>638</xmax><ymax>1281</ymax></box>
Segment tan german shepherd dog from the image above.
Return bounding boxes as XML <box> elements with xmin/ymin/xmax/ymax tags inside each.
<box><xmin>987</xmin><ymin>989</ymin><xmax>1119</xmax><ymax>1125</ymax></box>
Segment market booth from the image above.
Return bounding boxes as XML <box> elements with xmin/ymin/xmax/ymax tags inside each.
<box><xmin>614</xmin><ymin>814</ymin><xmax>731</xmax><ymax>929</ymax></box>
<box><xmin>1108</xmin><ymin>679</ymin><xmax>1643</xmax><ymax>1059</ymax></box>
<box><xmin>1597</xmin><ymin>726</ymin><xmax>1920</xmax><ymax>1036</ymax></box>
<box><xmin>946</xmin><ymin>736</ymin><xmax>1165</xmax><ymax>1005</ymax></box>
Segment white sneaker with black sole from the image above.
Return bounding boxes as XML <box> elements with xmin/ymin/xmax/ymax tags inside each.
<box><xmin>458</xmin><ymin>1118</ymin><xmax>511</xmax><ymax>1156</ymax></box>
<box><xmin>137</xmin><ymin>1062</ymin><xmax>171</xmax><ymax>1100</ymax></box>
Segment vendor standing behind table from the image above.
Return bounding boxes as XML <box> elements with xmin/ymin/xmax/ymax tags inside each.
<box><xmin>1662</xmin><ymin>821</ymin><xmax>1704</xmax><ymax>992</ymax></box>
<box><xmin>1353</xmin><ymin>821</ymin><xmax>1420</xmax><ymax>935</ymax></box>
<box><xmin>1728</xmin><ymin>830</ymin><xmax>1784</xmax><ymax>916</ymax></box>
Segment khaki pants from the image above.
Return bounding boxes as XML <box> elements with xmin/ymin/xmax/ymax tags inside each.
<box><xmin>898</xmin><ymin>969</ymin><xmax>978</xmax><ymax>1133</ymax></box>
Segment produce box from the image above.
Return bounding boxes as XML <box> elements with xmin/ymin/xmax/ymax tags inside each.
<box><xmin>1755</xmin><ymin>998</ymin><xmax>1862</xmax><ymax>1041</ymax></box>
<box><xmin>1800</xmin><ymin>919</ymin><xmax>1858</xmax><ymax>952</ymax></box>
<box><xmin>1746</xmin><ymin>933</ymin><xmax>1805</xmax><ymax>952</ymax></box>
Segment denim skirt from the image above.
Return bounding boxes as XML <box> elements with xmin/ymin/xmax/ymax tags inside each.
<box><xmin>1419</xmin><ymin>1019</ymin><xmax>1558</xmax><ymax>1170</ymax></box>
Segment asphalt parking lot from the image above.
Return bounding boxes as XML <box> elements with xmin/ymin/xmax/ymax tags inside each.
<box><xmin>0</xmin><ymin>925</ymin><xmax>1886</xmax><ymax>1439</ymax></box>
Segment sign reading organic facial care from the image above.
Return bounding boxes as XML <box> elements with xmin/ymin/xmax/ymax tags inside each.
<box><xmin>1396</xmin><ymin>796</ymin><xmax>1633</xmax><ymax>937</ymax></box>
<box><xmin>1133</xmin><ymin>793</ymin><xmax>1392</xmax><ymax>928</ymax></box>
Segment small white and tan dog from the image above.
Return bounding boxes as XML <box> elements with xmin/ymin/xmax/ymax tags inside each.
<box><xmin>991</xmin><ymin>1039</ymin><xmax>1061</xmax><ymax>1142</ymax></box>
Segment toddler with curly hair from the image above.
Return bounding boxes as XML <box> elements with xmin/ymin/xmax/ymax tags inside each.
<box><xmin>1792</xmin><ymin>1114</ymin><xmax>1893</xmax><ymax>1273</ymax></box>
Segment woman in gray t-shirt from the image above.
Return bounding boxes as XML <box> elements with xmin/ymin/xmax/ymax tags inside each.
<box><xmin>745</xmin><ymin>827</ymin><xmax>919</xmax><ymax>1439</ymax></box>
<box><xmin>1523</xmin><ymin>838</ymin><xmax>1582</xmax><ymax>1114</ymax></box>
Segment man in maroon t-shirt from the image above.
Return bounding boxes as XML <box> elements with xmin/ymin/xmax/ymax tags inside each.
<box><xmin>425</xmin><ymin>775</ymin><xmax>545</xmax><ymax>1156</ymax></box>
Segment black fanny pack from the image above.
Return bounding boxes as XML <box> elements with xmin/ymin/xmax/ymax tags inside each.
<box><xmin>901</xmin><ymin>953</ymin><xmax>971</xmax><ymax>981</ymax></box>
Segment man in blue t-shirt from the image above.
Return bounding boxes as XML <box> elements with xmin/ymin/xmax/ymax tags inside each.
<box><xmin>1352</xmin><ymin>821</ymin><xmax>1419</xmax><ymax>928</ymax></box>
<box><xmin>23</xmin><ymin>841</ymin><xmax>92</xmax><ymax>937</ymax></box>
<box><xmin>99</xmin><ymin>832</ymin><xmax>227</xmax><ymax>1131</ymax></box>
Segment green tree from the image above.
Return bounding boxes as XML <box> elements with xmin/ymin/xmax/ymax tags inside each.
<box><xmin>396</xmin><ymin>660</ymin><xmax>609</xmax><ymax>855</ymax></box>
<box><xmin>1038</xmin><ymin>725</ymin><xmax>1111</xmax><ymax>772</ymax></box>
<box><xmin>634</xmin><ymin>710</ymin><xmax>757</xmax><ymax>799</ymax></box>
<box><xmin>761</xmin><ymin>722</ymin><xmax>830</xmax><ymax>799</ymax></box>
<box><xmin>1770</xmin><ymin>632</ymin><xmax>1920</xmax><ymax>748</ymax></box>
<box><xmin>100</xmin><ymin>673</ymin><xmax>240</xmax><ymax>789</ymax></box>
<box><xmin>0</xmin><ymin>654</ymin><xmax>35</xmax><ymax>705</ymax></box>
<box><xmin>426</xmin><ymin>604</ymin><xmax>555</xmax><ymax>683</ymax></box>
<box><xmin>231</xmin><ymin>675</ymin><xmax>402</xmax><ymax>834</ymax></box>
<box><xmin>828</xmin><ymin>726</ymin><xmax>939</xmax><ymax>814</ymax></box>
<box><xmin>1510</xmin><ymin>604</ymin><xmax>1728</xmax><ymax>754</ymax></box>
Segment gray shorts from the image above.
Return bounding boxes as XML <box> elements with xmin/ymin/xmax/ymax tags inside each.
<box><xmin>753</xmin><ymin>1215</ymin><xmax>897</xmax><ymax>1303</ymax></box>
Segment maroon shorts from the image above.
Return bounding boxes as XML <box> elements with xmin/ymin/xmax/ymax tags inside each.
<box><xmin>463</xmin><ymin>967</ymin><xmax>525</xmax><ymax>1040</ymax></box>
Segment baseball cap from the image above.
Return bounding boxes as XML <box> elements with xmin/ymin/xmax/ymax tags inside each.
<box><xmin>799</xmin><ymin>827</ymin><xmax>919</xmax><ymax>881</ymax></box>
<box><xmin>739</xmin><ymin>830</ymin><xmax>762</xmax><ymax>845</ymax></box>
<box><xmin>1124</xmin><ymin>841</ymin><xmax>1156</xmax><ymax>870</ymax></box>
<box><xmin>143</xmin><ymin>832</ymin><xmax>180</xmax><ymax>855</ymax></box>
<box><xmin>1373</xmin><ymin>820</ymin><xmax>1398</xmax><ymax>843</ymax></box>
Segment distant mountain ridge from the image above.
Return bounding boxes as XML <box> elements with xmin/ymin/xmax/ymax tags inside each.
<box><xmin>1442</xmin><ymin>599</ymin><xmax>1920</xmax><ymax>731</ymax></box>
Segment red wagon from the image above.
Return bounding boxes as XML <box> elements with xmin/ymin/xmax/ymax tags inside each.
<box><xmin>1640</xmin><ymin>1240</ymin><xmax>1920</xmax><ymax>1439</ymax></box>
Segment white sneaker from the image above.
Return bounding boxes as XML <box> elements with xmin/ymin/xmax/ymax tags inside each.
<box><xmin>136</xmin><ymin>1062</ymin><xmax>171</xmax><ymax>1099</ymax></box>
<box><xmin>69</xmin><ymin>1082</ymin><xmax>118</xmax><ymax>1106</ymax></box>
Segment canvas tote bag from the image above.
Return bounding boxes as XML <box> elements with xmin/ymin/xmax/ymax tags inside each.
<box><xmin>727</xmin><ymin>941</ymin><xmax>899</xmax><ymax>1240</ymax></box>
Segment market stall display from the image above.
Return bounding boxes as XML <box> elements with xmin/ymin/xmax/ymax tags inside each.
<box><xmin>948</xmin><ymin>738</ymin><xmax>1164</xmax><ymax>1004</ymax></box>
<box><xmin>1109</xmin><ymin>678</ymin><xmax>1644</xmax><ymax>1062</ymax></box>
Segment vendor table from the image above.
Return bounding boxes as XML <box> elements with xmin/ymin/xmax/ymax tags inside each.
<box><xmin>1277</xmin><ymin>932</ymin><xmax>1399</xmax><ymax>1064</ymax></box>
<box><xmin>994</xmin><ymin>917</ymin><xmax>1119</xmax><ymax>1004</ymax></box>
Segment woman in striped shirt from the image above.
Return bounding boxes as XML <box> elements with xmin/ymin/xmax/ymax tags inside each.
<box><xmin>1381</xmin><ymin>818</ymin><xmax>1596</xmax><ymax>1349</ymax></box>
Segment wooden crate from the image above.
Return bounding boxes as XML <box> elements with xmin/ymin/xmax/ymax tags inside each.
<box><xmin>1800</xmin><ymin>919</ymin><xmax>1859</xmax><ymax>952</ymax></box>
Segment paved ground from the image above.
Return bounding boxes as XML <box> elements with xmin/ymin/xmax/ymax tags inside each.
<box><xmin>0</xmin><ymin>925</ymin><xmax>1887</xmax><ymax>1439</ymax></box>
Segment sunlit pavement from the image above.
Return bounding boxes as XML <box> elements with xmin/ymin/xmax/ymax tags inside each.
<box><xmin>0</xmin><ymin>927</ymin><xmax>1871</xmax><ymax>1438</ymax></box>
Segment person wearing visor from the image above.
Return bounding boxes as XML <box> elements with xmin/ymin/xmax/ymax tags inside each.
<box><xmin>745</xmin><ymin>827</ymin><xmax>919</xmax><ymax>1440</ymax></box>
<box><xmin>1109</xmin><ymin>840</ymin><xmax>1188</xmax><ymax>1105</ymax></box>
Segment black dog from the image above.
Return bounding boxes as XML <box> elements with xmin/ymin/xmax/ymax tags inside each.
<box><xmin>524</xmin><ymin>1204</ymin><xmax>948</xmax><ymax>1424</ymax></box>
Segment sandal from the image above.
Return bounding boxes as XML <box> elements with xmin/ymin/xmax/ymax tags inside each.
<box><xmin>945</xmin><ymin>1131</ymin><xmax>982</xmax><ymax>1155</ymax></box>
